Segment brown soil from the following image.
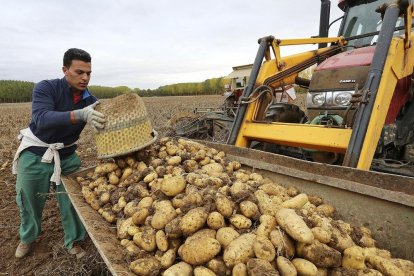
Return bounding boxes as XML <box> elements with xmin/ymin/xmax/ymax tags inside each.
<box><xmin>0</xmin><ymin>94</ymin><xmax>306</xmax><ymax>275</ymax></box>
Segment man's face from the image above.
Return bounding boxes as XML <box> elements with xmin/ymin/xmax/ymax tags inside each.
<box><xmin>62</xmin><ymin>59</ymin><xmax>92</xmax><ymax>93</ymax></box>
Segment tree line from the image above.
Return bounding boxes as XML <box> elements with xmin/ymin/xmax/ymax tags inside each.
<box><xmin>0</xmin><ymin>78</ymin><xmax>229</xmax><ymax>103</ymax></box>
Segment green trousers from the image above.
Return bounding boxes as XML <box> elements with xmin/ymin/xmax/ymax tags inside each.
<box><xmin>16</xmin><ymin>150</ymin><xmax>86</xmax><ymax>249</ymax></box>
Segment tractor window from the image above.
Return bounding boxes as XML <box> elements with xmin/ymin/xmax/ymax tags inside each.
<box><xmin>342</xmin><ymin>0</ymin><xmax>403</xmax><ymax>47</ymax></box>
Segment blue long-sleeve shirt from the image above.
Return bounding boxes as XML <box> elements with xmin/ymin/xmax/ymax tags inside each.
<box><xmin>27</xmin><ymin>77</ymin><xmax>97</xmax><ymax>159</ymax></box>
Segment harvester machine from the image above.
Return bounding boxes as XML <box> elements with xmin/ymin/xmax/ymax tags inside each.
<box><xmin>228</xmin><ymin>0</ymin><xmax>414</xmax><ymax>177</ymax></box>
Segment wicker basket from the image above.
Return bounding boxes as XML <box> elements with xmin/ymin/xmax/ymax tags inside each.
<box><xmin>94</xmin><ymin>93</ymin><xmax>158</xmax><ymax>159</ymax></box>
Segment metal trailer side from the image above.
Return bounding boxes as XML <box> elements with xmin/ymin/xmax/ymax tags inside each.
<box><xmin>62</xmin><ymin>142</ymin><xmax>414</xmax><ymax>275</ymax></box>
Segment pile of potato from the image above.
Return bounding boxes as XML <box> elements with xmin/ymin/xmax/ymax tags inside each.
<box><xmin>76</xmin><ymin>138</ymin><xmax>414</xmax><ymax>276</ymax></box>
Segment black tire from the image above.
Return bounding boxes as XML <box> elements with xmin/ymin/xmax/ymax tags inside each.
<box><xmin>265</xmin><ymin>103</ymin><xmax>306</xmax><ymax>123</ymax></box>
<box><xmin>252</xmin><ymin>103</ymin><xmax>306</xmax><ymax>153</ymax></box>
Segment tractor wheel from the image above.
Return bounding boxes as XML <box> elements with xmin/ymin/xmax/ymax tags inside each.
<box><xmin>265</xmin><ymin>103</ymin><xmax>306</xmax><ymax>123</ymax></box>
<box><xmin>252</xmin><ymin>104</ymin><xmax>306</xmax><ymax>153</ymax></box>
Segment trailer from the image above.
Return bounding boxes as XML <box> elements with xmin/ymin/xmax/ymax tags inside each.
<box><xmin>62</xmin><ymin>141</ymin><xmax>414</xmax><ymax>275</ymax></box>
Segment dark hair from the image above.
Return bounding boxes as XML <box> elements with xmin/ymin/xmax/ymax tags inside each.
<box><xmin>63</xmin><ymin>48</ymin><xmax>91</xmax><ymax>67</ymax></box>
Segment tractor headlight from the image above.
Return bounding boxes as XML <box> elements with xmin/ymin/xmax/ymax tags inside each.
<box><xmin>333</xmin><ymin>91</ymin><xmax>352</xmax><ymax>106</ymax></box>
<box><xmin>312</xmin><ymin>93</ymin><xmax>326</xmax><ymax>106</ymax></box>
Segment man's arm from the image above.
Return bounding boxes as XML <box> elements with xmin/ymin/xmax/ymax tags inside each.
<box><xmin>31</xmin><ymin>81</ymin><xmax>72</xmax><ymax>130</ymax></box>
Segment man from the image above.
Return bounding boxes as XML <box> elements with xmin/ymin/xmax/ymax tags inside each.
<box><xmin>12</xmin><ymin>48</ymin><xmax>105</xmax><ymax>258</ymax></box>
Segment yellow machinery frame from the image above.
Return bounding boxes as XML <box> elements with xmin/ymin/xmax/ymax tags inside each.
<box><xmin>235</xmin><ymin>6</ymin><xmax>414</xmax><ymax>170</ymax></box>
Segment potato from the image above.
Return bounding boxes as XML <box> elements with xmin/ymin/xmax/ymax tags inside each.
<box><xmin>199</xmin><ymin>157</ymin><xmax>211</xmax><ymax>166</ymax></box>
<box><xmin>227</xmin><ymin>160</ymin><xmax>241</xmax><ymax>172</ymax></box>
<box><xmin>163</xmin><ymin>261</ymin><xmax>193</xmax><ymax>276</ymax></box>
<box><xmin>180</xmin><ymin>207</ymin><xmax>209</xmax><ymax>235</ymax></box>
<box><xmin>207</xmin><ymin>211</ymin><xmax>226</xmax><ymax>230</ymax></box>
<box><xmin>183</xmin><ymin>192</ymin><xmax>203</xmax><ymax>206</ymax></box>
<box><xmin>234</xmin><ymin>171</ymin><xmax>250</xmax><ymax>182</ymax></box>
<box><xmin>99</xmin><ymin>192</ymin><xmax>110</xmax><ymax>204</ymax></box>
<box><xmin>316</xmin><ymin>204</ymin><xmax>336</xmax><ymax>217</ymax></box>
<box><xmin>256</xmin><ymin>215</ymin><xmax>277</xmax><ymax>237</ymax></box>
<box><xmin>178</xmin><ymin>237</ymin><xmax>221</xmax><ymax>265</ymax></box>
<box><xmin>117</xmin><ymin>217</ymin><xmax>134</xmax><ymax>239</ymax></box>
<box><xmin>281</xmin><ymin>193</ymin><xmax>309</xmax><ymax>209</ymax></box>
<box><xmin>194</xmin><ymin>266</ymin><xmax>217</xmax><ymax>276</ymax></box>
<box><xmin>329</xmin><ymin>227</ymin><xmax>355</xmax><ymax>252</ymax></box>
<box><xmin>132</xmin><ymin>208</ymin><xmax>149</xmax><ymax>226</ymax></box>
<box><xmin>246</xmin><ymin>258</ymin><xmax>277</xmax><ymax>276</ymax></box>
<box><xmin>316</xmin><ymin>268</ymin><xmax>328</xmax><ymax>276</ymax></box>
<box><xmin>133</xmin><ymin>226</ymin><xmax>156</xmax><ymax>252</ymax></box>
<box><xmin>124</xmin><ymin>200</ymin><xmax>139</xmax><ymax>217</ymax></box>
<box><xmin>232</xmin><ymin>263</ymin><xmax>248</xmax><ymax>276</ymax></box>
<box><xmin>269</xmin><ymin>228</ymin><xmax>296</xmax><ymax>258</ymax></box>
<box><xmin>342</xmin><ymin>246</ymin><xmax>366</xmax><ymax>270</ymax></box>
<box><xmin>364</xmin><ymin>247</ymin><xmax>391</xmax><ymax>259</ymax></box>
<box><xmin>255</xmin><ymin>190</ymin><xmax>280</xmax><ymax>216</ymax></box>
<box><xmin>259</xmin><ymin>183</ymin><xmax>285</xmax><ymax>196</ymax></box>
<box><xmin>101</xmin><ymin>210</ymin><xmax>116</xmax><ymax>223</ymax></box>
<box><xmin>239</xmin><ymin>201</ymin><xmax>259</xmax><ymax>218</ymax></box>
<box><xmin>125</xmin><ymin>242</ymin><xmax>143</xmax><ymax>257</ymax></box>
<box><xmin>95</xmin><ymin>162</ymin><xmax>118</xmax><ymax>174</ymax></box>
<box><xmin>108</xmin><ymin>172</ymin><xmax>120</xmax><ymax>185</ymax></box>
<box><xmin>125</xmin><ymin>156</ymin><xmax>136</xmax><ymax>167</ymax></box>
<box><xmin>215</xmin><ymin>193</ymin><xmax>234</xmax><ymax>218</ymax></box>
<box><xmin>357</xmin><ymin>268</ymin><xmax>383</xmax><ymax>276</ymax></box>
<box><xmin>202</xmin><ymin>163</ymin><xmax>224</xmax><ymax>177</ymax></box>
<box><xmin>185</xmin><ymin>229</ymin><xmax>216</xmax><ymax>244</ymax></box>
<box><xmin>223</xmin><ymin>233</ymin><xmax>256</xmax><ymax>268</ymax></box>
<box><xmin>167</xmin><ymin>155</ymin><xmax>182</xmax><ymax>166</ymax></box>
<box><xmin>306</xmin><ymin>195</ymin><xmax>323</xmax><ymax>206</ymax></box>
<box><xmin>143</xmin><ymin>171</ymin><xmax>157</xmax><ymax>184</ymax></box>
<box><xmin>194</xmin><ymin>149</ymin><xmax>207</xmax><ymax>161</ymax></box>
<box><xmin>276</xmin><ymin>208</ymin><xmax>314</xmax><ymax>244</ymax></box>
<box><xmin>129</xmin><ymin>257</ymin><xmax>161</xmax><ymax>276</ymax></box>
<box><xmin>216</xmin><ymin>227</ymin><xmax>240</xmax><ymax>248</ymax></box>
<box><xmin>390</xmin><ymin>259</ymin><xmax>414</xmax><ymax>275</ymax></box>
<box><xmin>207</xmin><ymin>258</ymin><xmax>228</xmax><ymax>275</ymax></box>
<box><xmin>253</xmin><ymin>236</ymin><xmax>275</xmax><ymax>262</ymax></box>
<box><xmin>291</xmin><ymin>258</ymin><xmax>317</xmax><ymax>276</ymax></box>
<box><xmin>230</xmin><ymin>181</ymin><xmax>249</xmax><ymax>196</ymax></box>
<box><xmin>136</xmin><ymin>161</ymin><xmax>148</xmax><ymax>173</ymax></box>
<box><xmin>118</xmin><ymin>196</ymin><xmax>127</xmax><ymax>208</ymax></box>
<box><xmin>359</xmin><ymin>236</ymin><xmax>376</xmax><ymax>248</ymax></box>
<box><xmin>311</xmin><ymin>227</ymin><xmax>331</xmax><ymax>244</ymax></box>
<box><xmin>287</xmin><ymin>186</ymin><xmax>300</xmax><ymax>197</ymax></box>
<box><xmin>160</xmin><ymin>175</ymin><xmax>186</xmax><ymax>196</ymax></box>
<box><xmin>138</xmin><ymin>197</ymin><xmax>154</xmax><ymax>209</ymax></box>
<box><xmin>160</xmin><ymin>249</ymin><xmax>176</xmax><ymax>269</ymax></box>
<box><xmin>120</xmin><ymin>167</ymin><xmax>133</xmax><ymax>183</ymax></box>
<box><xmin>155</xmin><ymin>230</ymin><xmax>168</xmax><ymax>252</ymax></box>
<box><xmin>127</xmin><ymin>225</ymin><xmax>140</xmax><ymax>236</ymax></box>
<box><xmin>277</xmin><ymin>256</ymin><xmax>297</xmax><ymax>276</ymax></box>
<box><xmin>230</xmin><ymin>214</ymin><xmax>252</xmax><ymax>229</ymax></box>
<box><xmin>301</xmin><ymin>240</ymin><xmax>341</xmax><ymax>268</ymax></box>
<box><xmin>249</xmin><ymin>172</ymin><xmax>263</xmax><ymax>182</ymax></box>
<box><xmin>366</xmin><ymin>255</ymin><xmax>405</xmax><ymax>276</ymax></box>
<box><xmin>151</xmin><ymin>200</ymin><xmax>177</xmax><ymax>230</ymax></box>
<box><xmin>165</xmin><ymin>217</ymin><xmax>183</xmax><ymax>239</ymax></box>
<box><xmin>181</xmin><ymin>159</ymin><xmax>198</xmax><ymax>173</ymax></box>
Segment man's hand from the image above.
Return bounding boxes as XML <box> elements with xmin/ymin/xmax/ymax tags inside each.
<box><xmin>73</xmin><ymin>102</ymin><xmax>106</xmax><ymax>131</ymax></box>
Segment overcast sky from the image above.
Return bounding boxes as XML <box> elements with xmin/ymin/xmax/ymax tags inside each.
<box><xmin>0</xmin><ymin>0</ymin><xmax>344</xmax><ymax>89</ymax></box>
